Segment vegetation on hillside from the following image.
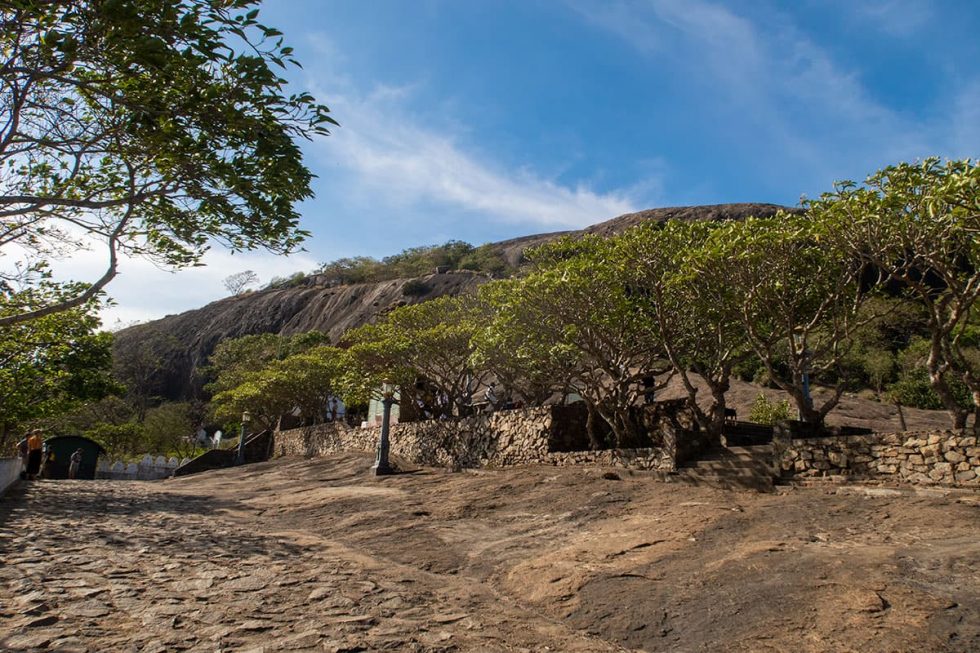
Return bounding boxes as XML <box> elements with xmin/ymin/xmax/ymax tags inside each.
<box><xmin>312</xmin><ymin>241</ymin><xmax>515</xmax><ymax>286</ymax></box>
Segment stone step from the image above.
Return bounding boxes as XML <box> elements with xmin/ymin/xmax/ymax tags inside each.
<box><xmin>674</xmin><ymin>468</ymin><xmax>774</xmax><ymax>491</ymax></box>
<box><xmin>724</xmin><ymin>445</ymin><xmax>773</xmax><ymax>457</ymax></box>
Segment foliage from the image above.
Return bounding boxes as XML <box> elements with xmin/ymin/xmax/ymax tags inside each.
<box><xmin>697</xmin><ymin>212</ymin><xmax>875</xmax><ymax>424</ymax></box>
<box><xmin>0</xmin><ymin>295</ymin><xmax>118</xmax><ymax>448</ymax></box>
<box><xmin>0</xmin><ymin>0</ymin><xmax>336</xmax><ymax>326</ymax></box>
<box><xmin>112</xmin><ymin>326</ymin><xmax>182</xmax><ymax>420</ymax></box>
<box><xmin>342</xmin><ymin>295</ymin><xmax>486</xmax><ymax>415</ymax></box>
<box><xmin>886</xmin><ymin>338</ymin><xmax>973</xmax><ymax>410</ymax></box>
<box><xmin>210</xmin><ymin>345</ymin><xmax>346</xmax><ymax>429</ymax></box>
<box><xmin>487</xmin><ymin>236</ymin><xmax>671</xmax><ymax>447</ymax></box>
<box><xmin>817</xmin><ymin>158</ymin><xmax>980</xmax><ymax>430</ymax></box>
<box><xmin>317</xmin><ymin>241</ymin><xmax>513</xmax><ymax>286</ymax></box>
<box><xmin>202</xmin><ymin>331</ymin><xmax>330</xmax><ymax>396</ymax></box>
<box><xmin>748</xmin><ymin>394</ymin><xmax>792</xmax><ymax>425</ymax></box>
<box><xmin>472</xmin><ymin>278</ymin><xmax>578</xmax><ymax>406</ymax></box>
<box><xmin>616</xmin><ymin>220</ymin><xmax>751</xmax><ymax>440</ymax></box>
<box><xmin>141</xmin><ymin>402</ymin><xmax>199</xmax><ymax>458</ymax></box>
<box><xmin>223</xmin><ymin>270</ymin><xmax>260</xmax><ymax>295</ymax></box>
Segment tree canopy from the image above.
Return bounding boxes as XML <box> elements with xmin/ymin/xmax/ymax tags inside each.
<box><xmin>816</xmin><ymin>158</ymin><xmax>980</xmax><ymax>429</ymax></box>
<box><xmin>0</xmin><ymin>294</ymin><xmax>117</xmax><ymax>448</ymax></box>
<box><xmin>0</xmin><ymin>0</ymin><xmax>336</xmax><ymax>326</ymax></box>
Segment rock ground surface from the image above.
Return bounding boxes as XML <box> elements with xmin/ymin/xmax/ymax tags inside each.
<box><xmin>1</xmin><ymin>453</ymin><xmax>979</xmax><ymax>652</ymax></box>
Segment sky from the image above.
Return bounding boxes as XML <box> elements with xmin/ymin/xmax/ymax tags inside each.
<box><xmin>60</xmin><ymin>0</ymin><xmax>980</xmax><ymax>327</ymax></box>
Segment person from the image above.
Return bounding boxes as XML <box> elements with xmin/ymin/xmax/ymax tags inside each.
<box><xmin>69</xmin><ymin>448</ymin><xmax>83</xmax><ymax>480</ymax></box>
<box><xmin>484</xmin><ymin>383</ymin><xmax>498</xmax><ymax>412</ymax></box>
<box><xmin>212</xmin><ymin>430</ymin><xmax>223</xmax><ymax>449</ymax></box>
<box><xmin>25</xmin><ymin>429</ymin><xmax>43</xmax><ymax>480</ymax></box>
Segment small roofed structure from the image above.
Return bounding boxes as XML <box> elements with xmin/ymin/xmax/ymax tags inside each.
<box><xmin>43</xmin><ymin>436</ymin><xmax>105</xmax><ymax>480</ymax></box>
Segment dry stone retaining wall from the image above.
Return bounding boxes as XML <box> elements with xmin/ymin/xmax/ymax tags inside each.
<box><xmin>275</xmin><ymin>406</ymin><xmax>676</xmax><ymax>472</ymax></box>
<box><xmin>777</xmin><ymin>430</ymin><xmax>980</xmax><ymax>488</ymax></box>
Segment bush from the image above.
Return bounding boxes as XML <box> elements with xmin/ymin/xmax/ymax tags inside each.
<box><xmin>748</xmin><ymin>393</ymin><xmax>793</xmax><ymax>425</ymax></box>
<box><xmin>886</xmin><ymin>368</ymin><xmax>971</xmax><ymax>410</ymax></box>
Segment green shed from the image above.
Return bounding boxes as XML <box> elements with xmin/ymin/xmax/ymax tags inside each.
<box><xmin>43</xmin><ymin>436</ymin><xmax>105</xmax><ymax>480</ymax></box>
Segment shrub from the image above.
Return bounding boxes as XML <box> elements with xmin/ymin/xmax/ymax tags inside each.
<box><xmin>748</xmin><ymin>393</ymin><xmax>793</xmax><ymax>425</ymax></box>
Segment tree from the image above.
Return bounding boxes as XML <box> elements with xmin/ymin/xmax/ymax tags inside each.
<box><xmin>111</xmin><ymin>325</ymin><xmax>181</xmax><ymax>420</ymax></box>
<box><xmin>203</xmin><ymin>331</ymin><xmax>330</xmax><ymax>397</ymax></box>
<box><xmin>223</xmin><ymin>270</ymin><xmax>259</xmax><ymax>295</ymax></box>
<box><xmin>0</xmin><ymin>0</ymin><xmax>337</xmax><ymax>327</ymax></box>
<box><xmin>498</xmin><ymin>236</ymin><xmax>672</xmax><ymax>448</ymax></box>
<box><xmin>472</xmin><ymin>277</ymin><xmax>579</xmax><ymax>406</ymax></box>
<box><xmin>816</xmin><ymin>159</ymin><xmax>980</xmax><ymax>431</ymax></box>
<box><xmin>210</xmin><ymin>345</ymin><xmax>346</xmax><ymax>430</ymax></box>
<box><xmin>0</xmin><ymin>294</ymin><xmax>118</xmax><ymax>449</ymax></box>
<box><xmin>342</xmin><ymin>295</ymin><xmax>487</xmax><ymax>418</ymax></box>
<box><xmin>699</xmin><ymin>213</ymin><xmax>876</xmax><ymax>424</ymax></box>
<box><xmin>617</xmin><ymin>220</ymin><xmax>752</xmax><ymax>441</ymax></box>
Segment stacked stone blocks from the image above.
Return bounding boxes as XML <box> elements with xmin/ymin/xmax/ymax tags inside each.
<box><xmin>777</xmin><ymin>431</ymin><xmax>980</xmax><ymax>488</ymax></box>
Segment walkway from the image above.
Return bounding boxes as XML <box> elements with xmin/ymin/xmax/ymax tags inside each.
<box><xmin>0</xmin><ymin>469</ymin><xmax>621</xmax><ymax>653</ymax></box>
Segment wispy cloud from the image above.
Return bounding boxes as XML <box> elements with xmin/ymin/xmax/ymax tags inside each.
<box><xmin>572</xmin><ymin>0</ymin><xmax>940</xmax><ymax>184</ymax></box>
<box><xmin>304</xmin><ymin>36</ymin><xmax>641</xmax><ymax>230</ymax></box>
<box><xmin>849</xmin><ymin>0</ymin><xmax>932</xmax><ymax>37</ymax></box>
<box><xmin>39</xmin><ymin>238</ymin><xmax>318</xmax><ymax>328</ymax></box>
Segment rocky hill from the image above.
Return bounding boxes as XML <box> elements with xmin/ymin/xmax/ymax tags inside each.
<box><xmin>113</xmin><ymin>203</ymin><xmax>789</xmax><ymax>399</ymax></box>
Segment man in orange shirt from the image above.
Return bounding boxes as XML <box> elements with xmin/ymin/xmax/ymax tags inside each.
<box><xmin>25</xmin><ymin>430</ymin><xmax>43</xmax><ymax>480</ymax></box>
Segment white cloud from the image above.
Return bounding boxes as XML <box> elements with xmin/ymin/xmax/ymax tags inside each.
<box><xmin>850</xmin><ymin>0</ymin><xmax>932</xmax><ymax>37</ymax></box>
<box><xmin>303</xmin><ymin>38</ymin><xmax>641</xmax><ymax>230</ymax></box>
<box><xmin>37</xmin><ymin>239</ymin><xmax>318</xmax><ymax>328</ymax></box>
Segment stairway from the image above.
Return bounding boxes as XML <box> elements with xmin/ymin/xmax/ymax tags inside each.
<box><xmin>676</xmin><ymin>444</ymin><xmax>776</xmax><ymax>491</ymax></box>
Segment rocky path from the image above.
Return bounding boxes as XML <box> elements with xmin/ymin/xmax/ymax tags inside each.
<box><xmin>2</xmin><ymin>454</ymin><xmax>979</xmax><ymax>652</ymax></box>
<box><xmin>0</xmin><ymin>478</ymin><xmax>622</xmax><ymax>653</ymax></box>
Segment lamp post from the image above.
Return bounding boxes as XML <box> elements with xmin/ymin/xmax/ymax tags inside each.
<box><xmin>372</xmin><ymin>382</ymin><xmax>396</xmax><ymax>476</ymax></box>
<box><xmin>236</xmin><ymin>410</ymin><xmax>251</xmax><ymax>465</ymax></box>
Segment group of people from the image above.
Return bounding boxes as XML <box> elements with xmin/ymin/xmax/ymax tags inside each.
<box><xmin>18</xmin><ymin>429</ymin><xmax>85</xmax><ymax>480</ymax></box>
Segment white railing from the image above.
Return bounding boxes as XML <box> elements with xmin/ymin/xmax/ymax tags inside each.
<box><xmin>96</xmin><ymin>454</ymin><xmax>191</xmax><ymax>480</ymax></box>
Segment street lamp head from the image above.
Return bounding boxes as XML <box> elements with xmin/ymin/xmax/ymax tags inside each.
<box><xmin>382</xmin><ymin>380</ymin><xmax>395</xmax><ymax>400</ymax></box>
<box><xmin>242</xmin><ymin>410</ymin><xmax>251</xmax><ymax>424</ymax></box>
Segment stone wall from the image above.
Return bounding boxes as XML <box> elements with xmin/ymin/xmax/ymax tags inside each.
<box><xmin>776</xmin><ymin>431</ymin><xmax>980</xmax><ymax>488</ymax></box>
<box><xmin>275</xmin><ymin>406</ymin><xmax>677</xmax><ymax>472</ymax></box>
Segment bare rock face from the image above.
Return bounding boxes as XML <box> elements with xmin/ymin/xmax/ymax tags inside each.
<box><xmin>112</xmin><ymin>203</ymin><xmax>790</xmax><ymax>400</ymax></box>
<box><xmin>112</xmin><ymin>272</ymin><xmax>487</xmax><ymax>400</ymax></box>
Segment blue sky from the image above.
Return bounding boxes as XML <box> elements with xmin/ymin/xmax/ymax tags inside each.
<box><xmin>89</xmin><ymin>0</ymin><xmax>980</xmax><ymax>325</ymax></box>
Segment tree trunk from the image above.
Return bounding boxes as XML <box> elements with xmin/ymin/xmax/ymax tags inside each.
<box><xmin>929</xmin><ymin>368</ymin><xmax>969</xmax><ymax>431</ymax></box>
<box><xmin>585</xmin><ymin>402</ymin><xmax>603</xmax><ymax>450</ymax></box>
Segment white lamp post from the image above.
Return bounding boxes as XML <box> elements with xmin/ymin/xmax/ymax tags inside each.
<box><xmin>236</xmin><ymin>410</ymin><xmax>251</xmax><ymax>465</ymax></box>
<box><xmin>372</xmin><ymin>382</ymin><xmax>396</xmax><ymax>476</ymax></box>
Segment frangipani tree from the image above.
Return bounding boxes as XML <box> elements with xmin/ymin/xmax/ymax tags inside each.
<box><xmin>471</xmin><ymin>277</ymin><xmax>579</xmax><ymax>406</ymax></box>
<box><xmin>699</xmin><ymin>213</ymin><xmax>875</xmax><ymax>424</ymax></box>
<box><xmin>505</xmin><ymin>236</ymin><xmax>672</xmax><ymax>448</ymax></box>
<box><xmin>815</xmin><ymin>158</ymin><xmax>980</xmax><ymax>431</ymax></box>
<box><xmin>341</xmin><ymin>295</ymin><xmax>487</xmax><ymax>417</ymax></box>
<box><xmin>210</xmin><ymin>345</ymin><xmax>346</xmax><ymax>430</ymax></box>
<box><xmin>616</xmin><ymin>220</ymin><xmax>752</xmax><ymax>440</ymax></box>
